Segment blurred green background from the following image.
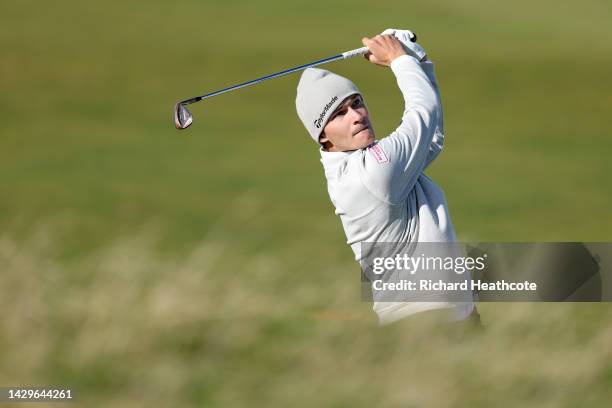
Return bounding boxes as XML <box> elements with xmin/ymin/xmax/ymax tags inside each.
<box><xmin>1</xmin><ymin>0</ymin><xmax>611</xmax><ymax>406</ymax></box>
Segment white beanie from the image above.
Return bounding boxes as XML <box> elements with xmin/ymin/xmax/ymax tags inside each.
<box><xmin>295</xmin><ymin>68</ymin><xmax>361</xmax><ymax>144</ymax></box>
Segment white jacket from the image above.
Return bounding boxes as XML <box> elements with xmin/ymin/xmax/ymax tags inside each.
<box><xmin>319</xmin><ymin>55</ymin><xmax>473</xmax><ymax>324</ymax></box>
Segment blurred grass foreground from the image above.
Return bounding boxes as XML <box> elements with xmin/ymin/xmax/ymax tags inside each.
<box><xmin>2</xmin><ymin>229</ymin><xmax>612</xmax><ymax>407</ymax></box>
<box><xmin>2</xmin><ymin>0</ymin><xmax>612</xmax><ymax>406</ymax></box>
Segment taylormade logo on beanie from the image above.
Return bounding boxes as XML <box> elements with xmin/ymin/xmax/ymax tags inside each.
<box><xmin>295</xmin><ymin>68</ymin><xmax>361</xmax><ymax>144</ymax></box>
<box><xmin>314</xmin><ymin>95</ymin><xmax>339</xmax><ymax>129</ymax></box>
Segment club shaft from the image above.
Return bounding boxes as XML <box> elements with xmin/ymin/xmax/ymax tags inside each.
<box><xmin>179</xmin><ymin>46</ymin><xmax>369</xmax><ymax>106</ymax></box>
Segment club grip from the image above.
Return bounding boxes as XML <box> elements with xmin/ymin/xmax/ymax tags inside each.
<box><xmin>341</xmin><ymin>46</ymin><xmax>370</xmax><ymax>59</ymax></box>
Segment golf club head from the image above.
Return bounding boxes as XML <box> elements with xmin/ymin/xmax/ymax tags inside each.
<box><xmin>174</xmin><ymin>102</ymin><xmax>193</xmax><ymax>129</ymax></box>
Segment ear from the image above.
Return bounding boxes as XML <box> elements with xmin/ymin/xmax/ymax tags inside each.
<box><xmin>319</xmin><ymin>132</ymin><xmax>329</xmax><ymax>144</ymax></box>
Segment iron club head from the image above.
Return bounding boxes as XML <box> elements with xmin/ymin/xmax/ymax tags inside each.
<box><xmin>174</xmin><ymin>102</ymin><xmax>193</xmax><ymax>129</ymax></box>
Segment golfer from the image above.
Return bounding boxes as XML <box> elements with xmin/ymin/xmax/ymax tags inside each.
<box><xmin>295</xmin><ymin>30</ymin><xmax>476</xmax><ymax>325</ymax></box>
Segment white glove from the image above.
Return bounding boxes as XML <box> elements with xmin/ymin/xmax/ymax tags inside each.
<box><xmin>381</xmin><ymin>28</ymin><xmax>427</xmax><ymax>61</ymax></box>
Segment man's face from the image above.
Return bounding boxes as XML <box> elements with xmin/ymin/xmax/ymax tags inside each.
<box><xmin>320</xmin><ymin>94</ymin><xmax>375</xmax><ymax>152</ymax></box>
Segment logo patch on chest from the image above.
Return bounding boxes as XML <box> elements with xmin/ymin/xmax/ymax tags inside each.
<box><xmin>369</xmin><ymin>144</ymin><xmax>389</xmax><ymax>164</ymax></box>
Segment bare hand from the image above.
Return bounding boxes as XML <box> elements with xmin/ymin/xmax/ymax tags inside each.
<box><xmin>361</xmin><ymin>35</ymin><xmax>407</xmax><ymax>67</ymax></box>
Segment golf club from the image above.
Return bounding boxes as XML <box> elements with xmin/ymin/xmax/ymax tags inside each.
<box><xmin>173</xmin><ymin>46</ymin><xmax>370</xmax><ymax>129</ymax></box>
<box><xmin>174</xmin><ymin>33</ymin><xmax>417</xmax><ymax>129</ymax></box>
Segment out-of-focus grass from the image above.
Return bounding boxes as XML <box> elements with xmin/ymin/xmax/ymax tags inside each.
<box><xmin>1</xmin><ymin>230</ymin><xmax>612</xmax><ymax>407</ymax></box>
<box><xmin>1</xmin><ymin>0</ymin><xmax>612</xmax><ymax>406</ymax></box>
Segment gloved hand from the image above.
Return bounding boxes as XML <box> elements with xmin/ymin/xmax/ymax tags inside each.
<box><xmin>380</xmin><ymin>28</ymin><xmax>427</xmax><ymax>61</ymax></box>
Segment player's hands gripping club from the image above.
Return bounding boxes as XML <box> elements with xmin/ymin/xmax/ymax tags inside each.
<box><xmin>361</xmin><ymin>35</ymin><xmax>407</xmax><ymax>67</ymax></box>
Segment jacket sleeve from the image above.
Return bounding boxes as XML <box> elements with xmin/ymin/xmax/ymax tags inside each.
<box><xmin>419</xmin><ymin>60</ymin><xmax>445</xmax><ymax>170</ymax></box>
<box><xmin>357</xmin><ymin>54</ymin><xmax>439</xmax><ymax>205</ymax></box>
